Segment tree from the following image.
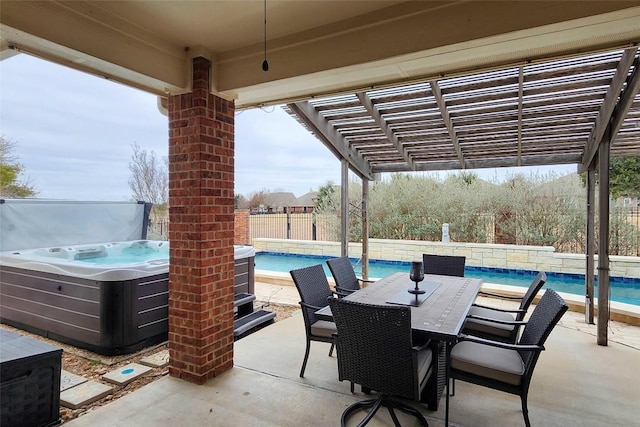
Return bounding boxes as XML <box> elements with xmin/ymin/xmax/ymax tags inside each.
<box><xmin>579</xmin><ymin>156</ymin><xmax>640</xmax><ymax>198</ymax></box>
<box><xmin>235</xmin><ymin>194</ymin><xmax>248</xmax><ymax>209</ymax></box>
<box><xmin>248</xmin><ymin>190</ymin><xmax>268</xmax><ymax>211</ymax></box>
<box><xmin>0</xmin><ymin>136</ymin><xmax>37</xmax><ymax>198</ymax></box>
<box><xmin>315</xmin><ymin>181</ymin><xmax>339</xmax><ymax>213</ymax></box>
<box><xmin>128</xmin><ymin>143</ymin><xmax>168</xmax><ymax>208</ymax></box>
<box><xmin>609</xmin><ymin>157</ymin><xmax>640</xmax><ymax>198</ymax></box>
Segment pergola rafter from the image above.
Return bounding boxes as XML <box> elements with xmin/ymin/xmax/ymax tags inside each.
<box><xmin>517</xmin><ymin>67</ymin><xmax>524</xmax><ymax>166</ymax></box>
<box><xmin>287</xmin><ymin>48</ymin><xmax>640</xmax><ymax>178</ymax></box>
<box><xmin>356</xmin><ymin>92</ymin><xmax>417</xmax><ymax>170</ymax></box>
<box><xmin>430</xmin><ymin>81</ymin><xmax>466</xmax><ymax>169</ymax></box>
<box><xmin>286</xmin><ymin>101</ymin><xmax>374</xmax><ymax>180</ymax></box>
<box><xmin>581</xmin><ymin>47</ymin><xmax>639</xmax><ymax>172</ymax></box>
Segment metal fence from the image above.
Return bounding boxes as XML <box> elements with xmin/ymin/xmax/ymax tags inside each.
<box><xmin>147</xmin><ymin>209</ymin><xmax>640</xmax><ymax>256</ymax></box>
<box><xmin>249</xmin><ymin>213</ymin><xmax>340</xmax><ymax>241</ymax></box>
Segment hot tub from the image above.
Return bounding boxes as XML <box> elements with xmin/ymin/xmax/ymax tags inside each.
<box><xmin>0</xmin><ymin>240</ymin><xmax>255</xmax><ymax>355</ymax></box>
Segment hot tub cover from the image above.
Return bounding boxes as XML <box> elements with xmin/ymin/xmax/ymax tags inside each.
<box><xmin>0</xmin><ymin>199</ymin><xmax>151</xmax><ymax>251</ymax></box>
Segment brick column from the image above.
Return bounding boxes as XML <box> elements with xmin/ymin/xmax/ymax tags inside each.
<box><xmin>234</xmin><ymin>210</ymin><xmax>250</xmax><ymax>245</ymax></box>
<box><xmin>167</xmin><ymin>56</ymin><xmax>235</xmax><ymax>384</ymax></box>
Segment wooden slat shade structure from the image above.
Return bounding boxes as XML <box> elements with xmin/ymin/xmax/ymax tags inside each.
<box><xmin>285</xmin><ymin>47</ymin><xmax>640</xmax><ymax>347</ymax></box>
<box><xmin>285</xmin><ymin>48</ymin><xmax>640</xmax><ymax>178</ymax></box>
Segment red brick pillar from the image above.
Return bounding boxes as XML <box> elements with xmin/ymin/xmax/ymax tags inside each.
<box><xmin>167</xmin><ymin>56</ymin><xmax>235</xmax><ymax>384</ymax></box>
<box><xmin>234</xmin><ymin>210</ymin><xmax>250</xmax><ymax>245</ymax></box>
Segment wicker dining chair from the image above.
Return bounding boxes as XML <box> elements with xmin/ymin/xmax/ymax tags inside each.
<box><xmin>450</xmin><ymin>289</ymin><xmax>568</xmax><ymax>427</ymax></box>
<box><xmin>328</xmin><ymin>298</ymin><xmax>432</xmax><ymax>426</ymax></box>
<box><xmin>422</xmin><ymin>254</ymin><xmax>466</xmax><ymax>277</ymax></box>
<box><xmin>463</xmin><ymin>272</ymin><xmax>547</xmax><ymax>343</ymax></box>
<box><xmin>326</xmin><ymin>256</ymin><xmax>375</xmax><ymax>298</ymax></box>
<box><xmin>289</xmin><ymin>264</ymin><xmax>336</xmax><ymax>378</ymax></box>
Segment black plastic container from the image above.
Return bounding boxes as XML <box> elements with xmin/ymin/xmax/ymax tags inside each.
<box><xmin>1</xmin><ymin>329</ymin><xmax>62</xmax><ymax>427</ymax></box>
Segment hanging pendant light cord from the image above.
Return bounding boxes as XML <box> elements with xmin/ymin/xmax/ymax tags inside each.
<box><xmin>262</xmin><ymin>0</ymin><xmax>269</xmax><ymax>71</ymax></box>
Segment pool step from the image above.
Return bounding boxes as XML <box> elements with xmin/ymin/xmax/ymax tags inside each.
<box><xmin>234</xmin><ymin>292</ymin><xmax>256</xmax><ymax>307</ymax></box>
<box><xmin>234</xmin><ymin>292</ymin><xmax>256</xmax><ymax>318</ymax></box>
<box><xmin>234</xmin><ymin>309</ymin><xmax>276</xmax><ymax>338</ymax></box>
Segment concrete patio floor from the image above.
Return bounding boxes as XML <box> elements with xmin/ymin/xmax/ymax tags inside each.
<box><xmin>66</xmin><ymin>293</ymin><xmax>639</xmax><ymax>427</ymax></box>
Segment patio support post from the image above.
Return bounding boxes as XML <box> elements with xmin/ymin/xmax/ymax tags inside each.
<box><xmin>167</xmin><ymin>56</ymin><xmax>236</xmax><ymax>382</ymax></box>
<box><xmin>341</xmin><ymin>159</ymin><xmax>349</xmax><ymax>257</ymax></box>
<box><xmin>585</xmin><ymin>168</ymin><xmax>595</xmax><ymax>324</ymax></box>
<box><xmin>361</xmin><ymin>178</ymin><xmax>369</xmax><ymax>281</ymax></box>
<box><xmin>597</xmin><ymin>130</ymin><xmax>611</xmax><ymax>346</ymax></box>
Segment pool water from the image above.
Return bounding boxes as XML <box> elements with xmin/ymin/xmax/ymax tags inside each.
<box><xmin>255</xmin><ymin>252</ymin><xmax>640</xmax><ymax>306</ymax></box>
<box><xmin>75</xmin><ymin>246</ymin><xmax>168</xmax><ymax>265</ymax></box>
<box><xmin>79</xmin><ymin>253</ymin><xmax>168</xmax><ymax>265</ymax></box>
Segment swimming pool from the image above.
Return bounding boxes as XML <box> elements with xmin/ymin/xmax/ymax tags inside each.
<box><xmin>255</xmin><ymin>252</ymin><xmax>640</xmax><ymax>306</ymax></box>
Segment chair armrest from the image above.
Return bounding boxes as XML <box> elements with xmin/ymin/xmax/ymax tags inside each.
<box><xmin>466</xmin><ymin>314</ymin><xmax>527</xmax><ymax>326</ymax></box>
<box><xmin>477</xmin><ymin>290</ymin><xmax>524</xmax><ymax>301</ymax></box>
<box><xmin>471</xmin><ymin>303</ymin><xmax>526</xmax><ymax>314</ymax></box>
<box><xmin>458</xmin><ymin>334</ymin><xmax>544</xmax><ymax>352</ymax></box>
<box><xmin>300</xmin><ymin>301</ymin><xmax>324</xmax><ymax>311</ymax></box>
<box><xmin>333</xmin><ymin>289</ymin><xmax>350</xmax><ymax>298</ymax></box>
<box><xmin>335</xmin><ymin>286</ymin><xmax>356</xmax><ymax>296</ymax></box>
<box><xmin>358</xmin><ymin>278</ymin><xmax>376</xmax><ymax>284</ymax></box>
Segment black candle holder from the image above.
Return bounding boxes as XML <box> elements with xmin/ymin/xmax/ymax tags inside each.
<box><xmin>408</xmin><ymin>260</ymin><xmax>425</xmax><ymax>295</ymax></box>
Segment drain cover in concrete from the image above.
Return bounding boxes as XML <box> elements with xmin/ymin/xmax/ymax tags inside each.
<box><xmin>140</xmin><ymin>349</ymin><xmax>169</xmax><ymax>368</ymax></box>
<box><xmin>60</xmin><ymin>380</ymin><xmax>112</xmax><ymax>409</ymax></box>
<box><xmin>61</xmin><ymin>370</ymin><xmax>88</xmax><ymax>391</ymax></box>
<box><xmin>102</xmin><ymin>363</ymin><xmax>152</xmax><ymax>386</ymax></box>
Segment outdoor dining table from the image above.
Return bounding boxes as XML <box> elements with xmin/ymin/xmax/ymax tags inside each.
<box><xmin>315</xmin><ymin>271</ymin><xmax>483</xmax><ymax>426</ymax></box>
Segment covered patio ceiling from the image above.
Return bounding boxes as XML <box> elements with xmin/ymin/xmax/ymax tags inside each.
<box><xmin>286</xmin><ymin>47</ymin><xmax>640</xmax><ymax>179</ymax></box>
<box><xmin>2</xmin><ymin>1</ymin><xmax>640</xmax><ymax>109</ymax></box>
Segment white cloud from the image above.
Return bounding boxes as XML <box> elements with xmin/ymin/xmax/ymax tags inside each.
<box><xmin>0</xmin><ymin>54</ymin><xmax>343</xmax><ymax>200</ymax></box>
<box><xmin>0</xmin><ymin>54</ymin><xmax>575</xmax><ymax>202</ymax></box>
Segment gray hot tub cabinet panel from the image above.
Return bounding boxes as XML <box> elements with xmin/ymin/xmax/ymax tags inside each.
<box><xmin>0</xmin><ymin>255</ymin><xmax>255</xmax><ymax>355</ymax></box>
<box><xmin>0</xmin><ymin>265</ymin><xmax>169</xmax><ymax>355</ymax></box>
<box><xmin>0</xmin><ymin>267</ymin><xmax>102</xmax><ymax>346</ymax></box>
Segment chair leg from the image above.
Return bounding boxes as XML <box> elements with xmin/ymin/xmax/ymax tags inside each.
<box><xmin>340</xmin><ymin>397</ymin><xmax>381</xmax><ymax>427</ymax></box>
<box><xmin>299</xmin><ymin>339</ymin><xmax>311</xmax><ymax>377</ymax></box>
<box><xmin>387</xmin><ymin>405</ymin><xmax>402</xmax><ymax>427</ymax></box>
<box><xmin>521</xmin><ymin>393</ymin><xmax>531</xmax><ymax>427</ymax></box>
<box><xmin>340</xmin><ymin>395</ymin><xmax>429</xmax><ymax>427</ymax></box>
<box><xmin>387</xmin><ymin>399</ymin><xmax>429</xmax><ymax>427</ymax></box>
<box><xmin>329</xmin><ymin>342</ymin><xmax>335</xmax><ymax>357</ymax></box>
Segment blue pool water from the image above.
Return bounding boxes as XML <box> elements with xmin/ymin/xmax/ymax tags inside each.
<box><xmin>255</xmin><ymin>252</ymin><xmax>640</xmax><ymax>306</ymax></box>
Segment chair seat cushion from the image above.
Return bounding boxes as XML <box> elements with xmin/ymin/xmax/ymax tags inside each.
<box><xmin>310</xmin><ymin>320</ymin><xmax>337</xmax><ymax>337</ymax></box>
<box><xmin>464</xmin><ymin>306</ymin><xmax>515</xmax><ymax>338</ymax></box>
<box><xmin>450</xmin><ymin>341</ymin><xmax>524</xmax><ymax>386</ymax></box>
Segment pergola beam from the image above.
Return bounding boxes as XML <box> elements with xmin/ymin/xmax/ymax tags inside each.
<box><xmin>581</xmin><ymin>48</ymin><xmax>638</xmax><ymax>172</ymax></box>
<box><xmin>608</xmin><ymin>54</ymin><xmax>640</xmax><ymax>141</ymax></box>
<box><xmin>357</xmin><ymin>92</ymin><xmax>416</xmax><ymax>170</ymax></box>
<box><xmin>430</xmin><ymin>81</ymin><xmax>466</xmax><ymax>169</ymax></box>
<box><xmin>373</xmin><ymin>152</ymin><xmax>581</xmax><ymax>173</ymax></box>
<box><xmin>287</xmin><ymin>102</ymin><xmax>374</xmax><ymax>180</ymax></box>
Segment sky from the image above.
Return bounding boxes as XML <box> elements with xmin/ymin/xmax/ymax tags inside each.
<box><xmin>0</xmin><ymin>54</ymin><xmax>575</xmax><ymax>201</ymax></box>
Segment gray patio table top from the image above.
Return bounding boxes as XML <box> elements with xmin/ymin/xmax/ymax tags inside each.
<box><xmin>316</xmin><ymin>272</ymin><xmax>483</xmax><ymax>342</ymax></box>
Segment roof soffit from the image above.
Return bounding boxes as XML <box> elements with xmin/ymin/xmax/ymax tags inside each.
<box><xmin>2</xmin><ymin>1</ymin><xmax>640</xmax><ymax>104</ymax></box>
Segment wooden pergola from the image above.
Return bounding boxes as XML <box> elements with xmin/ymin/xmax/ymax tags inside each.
<box><xmin>286</xmin><ymin>47</ymin><xmax>640</xmax><ymax>345</ymax></box>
